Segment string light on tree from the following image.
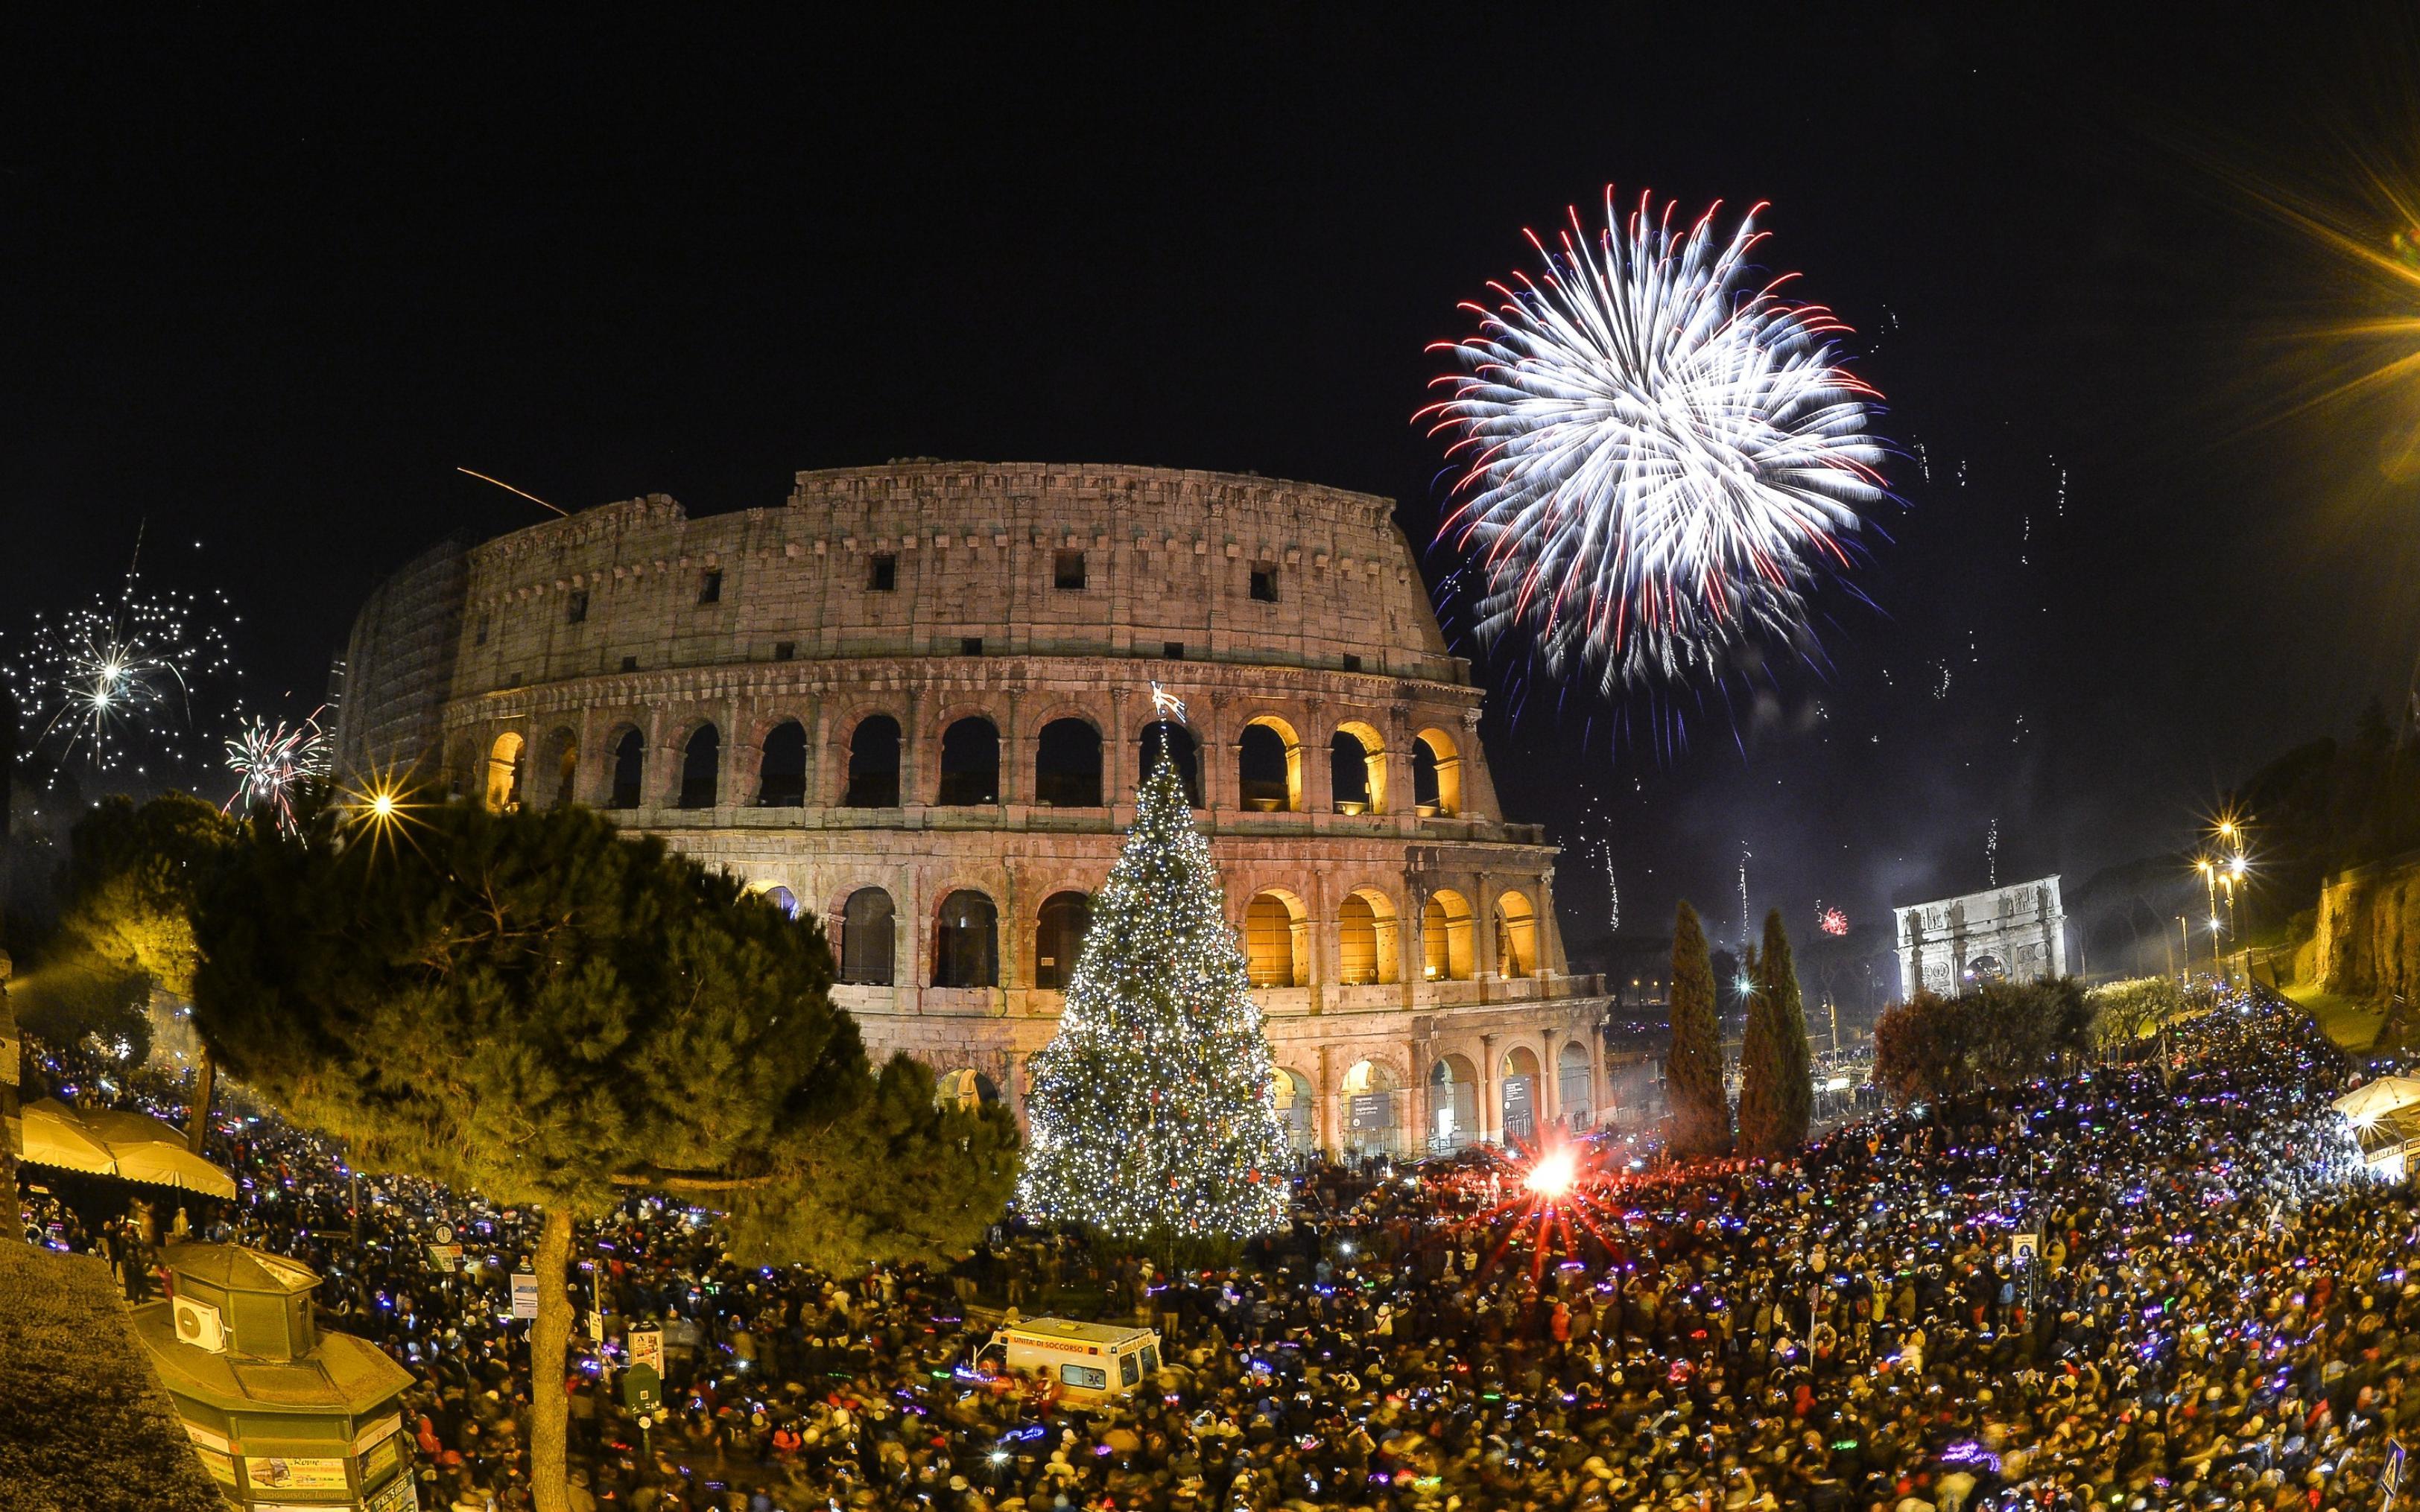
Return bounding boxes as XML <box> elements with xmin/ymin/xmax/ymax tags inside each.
<box><xmin>1018</xmin><ymin>734</ymin><xmax>1291</xmax><ymax>1240</ymax></box>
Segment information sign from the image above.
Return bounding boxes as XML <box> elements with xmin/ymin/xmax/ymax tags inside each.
<box><xmin>630</xmin><ymin>1325</ymin><xmax>664</xmax><ymax>1375</ymax></box>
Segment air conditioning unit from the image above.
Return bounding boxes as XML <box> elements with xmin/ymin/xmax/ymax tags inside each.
<box><xmin>173</xmin><ymin>1297</ymin><xmax>227</xmax><ymax>1354</ymax></box>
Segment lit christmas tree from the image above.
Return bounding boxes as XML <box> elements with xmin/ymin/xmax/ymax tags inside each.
<box><xmin>1019</xmin><ymin>746</ymin><xmax>1292</xmax><ymax>1239</ymax></box>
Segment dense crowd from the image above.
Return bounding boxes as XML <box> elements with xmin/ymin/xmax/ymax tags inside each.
<box><xmin>19</xmin><ymin>988</ymin><xmax>2417</xmax><ymax>1512</ymax></box>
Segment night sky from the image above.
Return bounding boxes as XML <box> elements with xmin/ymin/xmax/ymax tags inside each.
<box><xmin>7</xmin><ymin>10</ymin><xmax>2417</xmax><ymax>972</ymax></box>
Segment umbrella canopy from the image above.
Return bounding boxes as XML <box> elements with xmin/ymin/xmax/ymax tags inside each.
<box><xmin>7</xmin><ymin>1100</ymin><xmax>236</xmax><ymax>1198</ymax></box>
<box><xmin>79</xmin><ymin>1108</ymin><xmax>237</xmax><ymax>1199</ymax></box>
<box><xmin>13</xmin><ymin>1098</ymin><xmax>120</xmax><ymax>1177</ymax></box>
<box><xmin>2333</xmin><ymin>1075</ymin><xmax>2420</xmax><ymax>1126</ymax></box>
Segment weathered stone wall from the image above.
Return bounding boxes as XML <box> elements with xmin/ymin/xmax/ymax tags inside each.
<box><xmin>2316</xmin><ymin>849</ymin><xmax>2420</xmax><ymax>1008</ymax></box>
<box><xmin>338</xmin><ymin>462</ymin><xmax>1614</xmax><ymax>1154</ymax></box>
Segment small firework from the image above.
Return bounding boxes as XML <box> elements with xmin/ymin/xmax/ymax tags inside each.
<box><xmin>1464</xmin><ymin>1135</ymin><xmax>1628</xmax><ymax>1283</ymax></box>
<box><xmin>223</xmin><ymin>710</ymin><xmax>330</xmax><ymax>833</ymax></box>
<box><xmin>6</xmin><ymin>530</ymin><xmax>239</xmax><ymax>787</ymax></box>
<box><xmin>1818</xmin><ymin>905</ymin><xmax>1850</xmax><ymax>937</ymax></box>
<box><xmin>1424</xmin><ymin>188</ymin><xmax>1887</xmax><ymax>692</ymax></box>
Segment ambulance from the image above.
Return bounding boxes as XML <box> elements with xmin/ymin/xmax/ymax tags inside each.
<box><xmin>973</xmin><ymin>1317</ymin><xmax>1162</xmax><ymax>1404</ymax></box>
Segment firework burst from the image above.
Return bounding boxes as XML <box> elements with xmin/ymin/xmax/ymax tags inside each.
<box><xmin>223</xmin><ymin>709</ymin><xmax>331</xmax><ymax>833</ymax></box>
<box><xmin>1422</xmin><ymin>188</ymin><xmax>1888</xmax><ymax>692</ymax></box>
<box><xmin>6</xmin><ymin>533</ymin><xmax>239</xmax><ymax>788</ymax></box>
<box><xmin>1462</xmin><ymin>1134</ymin><xmax>1629</xmax><ymax>1283</ymax></box>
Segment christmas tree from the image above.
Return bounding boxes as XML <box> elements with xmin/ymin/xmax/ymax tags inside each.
<box><xmin>1019</xmin><ymin>748</ymin><xmax>1292</xmax><ymax>1239</ymax></box>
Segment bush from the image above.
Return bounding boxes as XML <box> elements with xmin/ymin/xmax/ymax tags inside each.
<box><xmin>1872</xmin><ymin>976</ymin><xmax>2097</xmax><ymax>1105</ymax></box>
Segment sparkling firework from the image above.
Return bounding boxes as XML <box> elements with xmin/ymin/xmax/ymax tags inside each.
<box><xmin>1423</xmin><ymin>188</ymin><xmax>1887</xmax><ymax>691</ymax></box>
<box><xmin>223</xmin><ymin>710</ymin><xmax>331</xmax><ymax>833</ymax></box>
<box><xmin>1818</xmin><ymin>905</ymin><xmax>1850</xmax><ymax>937</ymax></box>
<box><xmin>1463</xmin><ymin>1134</ymin><xmax>1628</xmax><ymax>1283</ymax></box>
<box><xmin>6</xmin><ymin>533</ymin><xmax>239</xmax><ymax>787</ymax></box>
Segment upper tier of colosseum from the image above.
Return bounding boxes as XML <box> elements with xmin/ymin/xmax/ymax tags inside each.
<box><xmin>445</xmin><ymin>462</ymin><xmax>1462</xmax><ymax>704</ymax></box>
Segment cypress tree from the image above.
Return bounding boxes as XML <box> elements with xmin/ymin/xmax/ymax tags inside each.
<box><xmin>1739</xmin><ymin>909</ymin><xmax>1814</xmax><ymax>1155</ymax></box>
<box><xmin>1665</xmin><ymin>900</ymin><xmax>1731</xmax><ymax>1159</ymax></box>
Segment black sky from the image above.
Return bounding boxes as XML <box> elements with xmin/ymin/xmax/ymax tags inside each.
<box><xmin>5</xmin><ymin>8</ymin><xmax>2416</xmax><ymax>962</ymax></box>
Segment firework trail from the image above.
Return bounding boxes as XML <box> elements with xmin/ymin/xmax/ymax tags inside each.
<box><xmin>224</xmin><ymin>710</ymin><xmax>331</xmax><ymax>834</ymax></box>
<box><xmin>1423</xmin><ymin>187</ymin><xmax>1888</xmax><ymax>693</ymax></box>
<box><xmin>5</xmin><ymin>527</ymin><xmax>239</xmax><ymax>788</ymax></box>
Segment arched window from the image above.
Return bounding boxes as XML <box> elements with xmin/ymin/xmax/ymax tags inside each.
<box><xmin>1330</xmin><ymin>721</ymin><xmax>1386</xmax><ymax>814</ymax></box>
<box><xmin>933</xmin><ymin>890</ymin><xmax>999</xmax><ymax>988</ymax></box>
<box><xmin>934</xmin><ymin>1069</ymin><xmax>991</xmax><ymax>1114</ymax></box>
<box><xmin>678</xmin><ymin>724</ymin><xmax>721</xmax><ymax>809</ymax></box>
<box><xmin>540</xmin><ymin>728</ymin><xmax>578</xmax><ymax>808</ymax></box>
<box><xmin>1340</xmin><ymin>1058</ymin><xmax>1400</xmax><ymax>1153</ymax></box>
<box><xmin>1429</xmin><ymin>1054</ymin><xmax>1479</xmax><ymax>1147</ymax></box>
<box><xmin>1423</xmin><ymin>889</ymin><xmax>1475</xmax><ymax>982</ymax></box>
<box><xmin>837</xmin><ymin>888</ymin><xmax>896</xmax><ymax>985</ymax></box>
<box><xmin>1244</xmin><ymin>892</ymin><xmax>1306</xmax><ymax>988</ymax></box>
<box><xmin>1413</xmin><ymin>728</ymin><xmax>1462</xmax><ymax>816</ymax></box>
<box><xmin>1495</xmin><ymin>891</ymin><xmax>1538</xmax><ymax>977</ymax></box>
<box><xmin>1238</xmin><ymin>720</ymin><xmax>1298</xmax><ymax>812</ymax></box>
<box><xmin>1034</xmin><ymin>719</ymin><xmax>1103</xmax><ymax>807</ymax></box>
<box><xmin>1557</xmin><ymin>1041</ymin><xmax>1594</xmax><ymax>1128</ymax></box>
<box><xmin>484</xmin><ymin>731</ymin><xmax>525</xmax><ymax>814</ymax></box>
<box><xmin>1273</xmin><ymin>1068</ymin><xmax>1315</xmax><ymax>1150</ymax></box>
<box><xmin>1034</xmin><ymin>891</ymin><xmax>1092</xmax><ymax>991</ymax></box>
<box><xmin>1500</xmin><ymin>1046</ymin><xmax>1542</xmax><ymax>1140</ymax></box>
<box><xmin>936</xmin><ymin>717</ymin><xmax>1000</xmax><ymax>806</ymax></box>
<box><xmin>843</xmin><ymin>715</ymin><xmax>902</xmax><ymax>807</ymax></box>
<box><xmin>760</xmin><ymin>886</ymin><xmax>799</xmax><ymax>918</ymax></box>
<box><xmin>1139</xmin><ymin>720</ymin><xmax>1200</xmax><ymax>807</ymax></box>
<box><xmin>757</xmin><ymin>720</ymin><xmax>808</xmax><ymax>807</ymax></box>
<box><xmin>1337</xmin><ymin>889</ymin><xmax>1399</xmax><ymax>985</ymax></box>
<box><xmin>607</xmin><ymin>729</ymin><xmax>645</xmax><ymax>810</ymax></box>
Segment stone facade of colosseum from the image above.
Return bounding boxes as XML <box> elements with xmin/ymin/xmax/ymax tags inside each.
<box><xmin>335</xmin><ymin>462</ymin><xmax>1615</xmax><ymax>1158</ymax></box>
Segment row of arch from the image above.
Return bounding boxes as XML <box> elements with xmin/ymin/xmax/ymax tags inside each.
<box><xmin>478</xmin><ymin>711</ymin><xmax>1468</xmax><ymax>817</ymax></box>
<box><xmin>936</xmin><ymin>1040</ymin><xmax>1601</xmax><ymax>1148</ymax></box>
<box><xmin>759</xmin><ymin>883</ymin><xmax>1539</xmax><ymax>991</ymax></box>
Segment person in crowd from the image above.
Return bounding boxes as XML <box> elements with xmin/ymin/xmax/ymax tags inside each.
<box><xmin>13</xmin><ymin>991</ymin><xmax>2409</xmax><ymax>1512</ymax></box>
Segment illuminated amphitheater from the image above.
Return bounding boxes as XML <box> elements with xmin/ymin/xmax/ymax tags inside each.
<box><xmin>335</xmin><ymin>462</ymin><xmax>1613</xmax><ymax>1158</ymax></box>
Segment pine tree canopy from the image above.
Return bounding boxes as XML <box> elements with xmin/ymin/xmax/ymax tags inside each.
<box><xmin>1019</xmin><ymin>751</ymin><xmax>1291</xmax><ymax>1239</ymax></box>
<box><xmin>187</xmin><ymin>792</ymin><xmax>1018</xmax><ymax>1512</ymax></box>
<box><xmin>188</xmin><ymin>794</ymin><xmax>1016</xmax><ymax>1263</ymax></box>
<box><xmin>1738</xmin><ymin>909</ymin><xmax>1814</xmax><ymax>1157</ymax></box>
<box><xmin>58</xmin><ymin>791</ymin><xmax>235</xmax><ymax>1000</ymax></box>
<box><xmin>1665</xmin><ymin>900</ymin><xmax>1732</xmax><ymax>1160</ymax></box>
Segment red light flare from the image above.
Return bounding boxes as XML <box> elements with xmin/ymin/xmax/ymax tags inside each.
<box><xmin>1458</xmin><ymin>1134</ymin><xmax>1628</xmax><ymax>1285</ymax></box>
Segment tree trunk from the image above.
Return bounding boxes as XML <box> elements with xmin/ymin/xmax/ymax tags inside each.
<box><xmin>530</xmin><ymin>1205</ymin><xmax>574</xmax><ymax>1512</ymax></box>
<box><xmin>186</xmin><ymin>1047</ymin><xmax>216</xmax><ymax>1154</ymax></box>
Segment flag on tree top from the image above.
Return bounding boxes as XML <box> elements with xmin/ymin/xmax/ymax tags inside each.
<box><xmin>1018</xmin><ymin>749</ymin><xmax>1292</xmax><ymax>1238</ymax></box>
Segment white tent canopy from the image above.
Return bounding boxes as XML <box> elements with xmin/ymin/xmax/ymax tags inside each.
<box><xmin>7</xmin><ymin>1099</ymin><xmax>236</xmax><ymax>1198</ymax></box>
<box><xmin>2332</xmin><ymin>1075</ymin><xmax>2420</xmax><ymax>1127</ymax></box>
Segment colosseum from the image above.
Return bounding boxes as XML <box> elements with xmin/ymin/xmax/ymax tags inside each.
<box><xmin>334</xmin><ymin>461</ymin><xmax>1614</xmax><ymax>1160</ymax></box>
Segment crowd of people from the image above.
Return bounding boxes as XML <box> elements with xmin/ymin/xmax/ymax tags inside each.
<box><xmin>19</xmin><ymin>986</ymin><xmax>2419</xmax><ymax>1512</ymax></box>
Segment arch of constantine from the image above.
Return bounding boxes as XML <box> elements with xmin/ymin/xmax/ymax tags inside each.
<box><xmin>335</xmin><ymin>462</ymin><xmax>1615</xmax><ymax>1158</ymax></box>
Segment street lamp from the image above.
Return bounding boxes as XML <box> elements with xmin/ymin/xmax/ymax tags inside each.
<box><xmin>2194</xmin><ymin>857</ymin><xmax>2222</xmax><ymax>976</ymax></box>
